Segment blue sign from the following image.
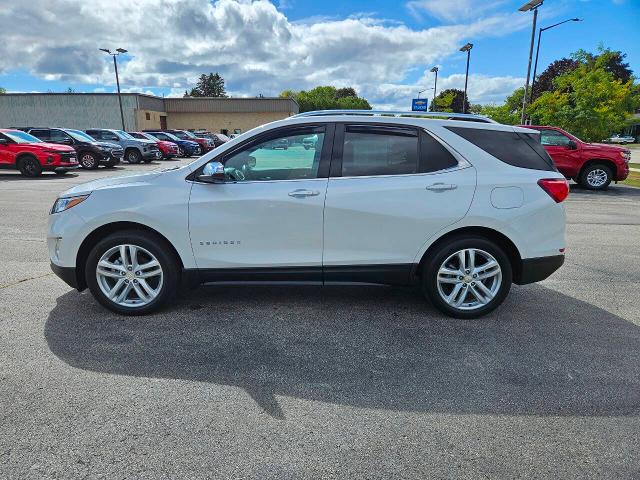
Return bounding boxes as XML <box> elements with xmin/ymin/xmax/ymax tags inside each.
<box><xmin>412</xmin><ymin>98</ymin><xmax>428</xmax><ymax>111</ymax></box>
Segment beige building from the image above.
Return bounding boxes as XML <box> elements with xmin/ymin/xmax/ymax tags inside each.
<box><xmin>0</xmin><ymin>93</ymin><xmax>299</xmax><ymax>135</ymax></box>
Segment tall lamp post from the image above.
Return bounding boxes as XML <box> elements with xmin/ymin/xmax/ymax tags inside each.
<box><xmin>99</xmin><ymin>48</ymin><xmax>128</xmax><ymax>130</ymax></box>
<box><xmin>519</xmin><ymin>0</ymin><xmax>544</xmax><ymax>124</ymax></box>
<box><xmin>417</xmin><ymin>89</ymin><xmax>426</xmax><ymax>99</ymax></box>
<box><xmin>459</xmin><ymin>43</ymin><xmax>473</xmax><ymax>114</ymax></box>
<box><xmin>430</xmin><ymin>66</ymin><xmax>439</xmax><ymax>110</ymax></box>
<box><xmin>530</xmin><ymin>18</ymin><xmax>582</xmax><ymax>102</ymax></box>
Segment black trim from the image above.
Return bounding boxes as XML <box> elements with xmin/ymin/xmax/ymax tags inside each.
<box><xmin>323</xmin><ymin>264</ymin><xmax>414</xmax><ymax>285</ymax></box>
<box><xmin>196</xmin><ymin>266</ymin><xmax>322</xmax><ymax>283</ymax></box>
<box><xmin>50</xmin><ymin>262</ymin><xmax>81</xmax><ymax>290</ymax></box>
<box><xmin>515</xmin><ymin>255</ymin><xmax>564</xmax><ymax>285</ymax></box>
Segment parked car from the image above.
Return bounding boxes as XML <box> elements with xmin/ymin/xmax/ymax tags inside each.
<box><xmin>48</xmin><ymin>111</ymin><xmax>568</xmax><ymax>319</ymax></box>
<box><xmin>128</xmin><ymin>132</ymin><xmax>179</xmax><ymax>160</ymax></box>
<box><xmin>164</xmin><ymin>129</ymin><xmax>213</xmax><ymax>153</ymax></box>
<box><xmin>520</xmin><ymin>125</ymin><xmax>631</xmax><ymax>190</ymax></box>
<box><xmin>15</xmin><ymin>127</ymin><xmax>122</xmax><ymax>169</ymax></box>
<box><xmin>0</xmin><ymin>129</ymin><xmax>78</xmax><ymax>177</ymax></box>
<box><xmin>85</xmin><ymin>129</ymin><xmax>162</xmax><ymax>164</ymax></box>
<box><xmin>194</xmin><ymin>131</ymin><xmax>229</xmax><ymax>148</ymax></box>
<box><xmin>265</xmin><ymin>138</ymin><xmax>289</xmax><ymax>149</ymax></box>
<box><xmin>605</xmin><ymin>134</ymin><xmax>636</xmax><ymax>144</ymax></box>
<box><xmin>302</xmin><ymin>134</ymin><xmax>318</xmax><ymax>150</ymax></box>
<box><xmin>143</xmin><ymin>131</ymin><xmax>201</xmax><ymax>157</ymax></box>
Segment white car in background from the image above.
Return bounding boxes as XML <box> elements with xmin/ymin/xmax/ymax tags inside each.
<box><xmin>606</xmin><ymin>134</ymin><xmax>635</xmax><ymax>144</ymax></box>
<box><xmin>47</xmin><ymin>110</ymin><xmax>568</xmax><ymax>319</ymax></box>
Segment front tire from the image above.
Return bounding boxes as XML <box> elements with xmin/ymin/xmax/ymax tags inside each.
<box><xmin>579</xmin><ymin>164</ymin><xmax>612</xmax><ymax>190</ymax></box>
<box><xmin>85</xmin><ymin>230</ymin><xmax>179</xmax><ymax>315</ymax></box>
<box><xmin>18</xmin><ymin>156</ymin><xmax>42</xmax><ymax>177</ymax></box>
<box><xmin>422</xmin><ymin>236</ymin><xmax>512</xmax><ymax>319</ymax></box>
<box><xmin>125</xmin><ymin>149</ymin><xmax>142</xmax><ymax>164</ymax></box>
<box><xmin>79</xmin><ymin>152</ymin><xmax>99</xmax><ymax>169</ymax></box>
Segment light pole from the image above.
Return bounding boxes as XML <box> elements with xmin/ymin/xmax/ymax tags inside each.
<box><xmin>430</xmin><ymin>66</ymin><xmax>439</xmax><ymax>110</ymax></box>
<box><xmin>519</xmin><ymin>0</ymin><xmax>543</xmax><ymax>124</ymax></box>
<box><xmin>530</xmin><ymin>18</ymin><xmax>582</xmax><ymax>101</ymax></box>
<box><xmin>99</xmin><ymin>48</ymin><xmax>128</xmax><ymax>130</ymax></box>
<box><xmin>417</xmin><ymin>89</ymin><xmax>426</xmax><ymax>99</ymax></box>
<box><xmin>459</xmin><ymin>43</ymin><xmax>473</xmax><ymax>114</ymax></box>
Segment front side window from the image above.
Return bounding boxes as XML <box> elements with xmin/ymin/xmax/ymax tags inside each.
<box><xmin>99</xmin><ymin>131</ymin><xmax>119</xmax><ymax>141</ymax></box>
<box><xmin>341</xmin><ymin>125</ymin><xmax>418</xmax><ymax>177</ymax></box>
<box><xmin>49</xmin><ymin>129</ymin><xmax>73</xmax><ymax>143</ymax></box>
<box><xmin>223</xmin><ymin>127</ymin><xmax>325</xmax><ymax>182</ymax></box>
<box><xmin>539</xmin><ymin>129</ymin><xmax>571</xmax><ymax>147</ymax></box>
<box><xmin>66</xmin><ymin>129</ymin><xmax>96</xmax><ymax>142</ymax></box>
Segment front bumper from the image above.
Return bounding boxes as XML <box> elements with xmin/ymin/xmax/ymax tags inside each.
<box><xmin>515</xmin><ymin>255</ymin><xmax>565</xmax><ymax>285</ymax></box>
<box><xmin>143</xmin><ymin>150</ymin><xmax>163</xmax><ymax>160</ymax></box>
<box><xmin>50</xmin><ymin>262</ymin><xmax>81</xmax><ymax>290</ymax></box>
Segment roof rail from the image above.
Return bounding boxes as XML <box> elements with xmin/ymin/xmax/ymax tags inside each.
<box><xmin>292</xmin><ymin>109</ymin><xmax>497</xmax><ymax>123</ymax></box>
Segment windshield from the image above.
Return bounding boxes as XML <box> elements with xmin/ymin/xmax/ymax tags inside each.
<box><xmin>66</xmin><ymin>129</ymin><xmax>96</xmax><ymax>142</ymax></box>
<box><xmin>115</xmin><ymin>130</ymin><xmax>136</xmax><ymax>140</ymax></box>
<box><xmin>2</xmin><ymin>130</ymin><xmax>42</xmax><ymax>144</ymax></box>
<box><xmin>181</xmin><ymin>130</ymin><xmax>198</xmax><ymax>139</ymax></box>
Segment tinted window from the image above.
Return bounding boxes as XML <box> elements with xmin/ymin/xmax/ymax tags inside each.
<box><xmin>223</xmin><ymin>127</ymin><xmax>325</xmax><ymax>181</ymax></box>
<box><xmin>419</xmin><ymin>131</ymin><xmax>458</xmax><ymax>172</ymax></box>
<box><xmin>539</xmin><ymin>129</ymin><xmax>571</xmax><ymax>146</ymax></box>
<box><xmin>29</xmin><ymin>129</ymin><xmax>50</xmax><ymax>141</ymax></box>
<box><xmin>445</xmin><ymin>126</ymin><xmax>555</xmax><ymax>171</ymax></box>
<box><xmin>49</xmin><ymin>129</ymin><xmax>72</xmax><ymax>143</ymax></box>
<box><xmin>342</xmin><ymin>125</ymin><xmax>418</xmax><ymax>177</ymax></box>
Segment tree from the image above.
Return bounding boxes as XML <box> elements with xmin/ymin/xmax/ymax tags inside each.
<box><xmin>0</xmin><ymin>86</ymin><xmax>5</xmax><ymax>94</ymax></box>
<box><xmin>280</xmin><ymin>86</ymin><xmax>371</xmax><ymax>112</ymax></box>
<box><xmin>529</xmin><ymin>51</ymin><xmax>639</xmax><ymax>142</ymax></box>
<box><xmin>473</xmin><ymin>88</ymin><xmax>524</xmax><ymax>125</ymax></box>
<box><xmin>184</xmin><ymin>73</ymin><xmax>227</xmax><ymax>97</ymax></box>
<box><xmin>429</xmin><ymin>89</ymin><xmax>469</xmax><ymax>113</ymax></box>
<box><xmin>532</xmin><ymin>58</ymin><xmax>579</xmax><ymax>100</ymax></box>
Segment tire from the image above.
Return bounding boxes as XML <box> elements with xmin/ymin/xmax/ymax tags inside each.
<box><xmin>422</xmin><ymin>236</ymin><xmax>512</xmax><ymax>319</ymax></box>
<box><xmin>125</xmin><ymin>149</ymin><xmax>142</xmax><ymax>164</ymax></box>
<box><xmin>85</xmin><ymin>230</ymin><xmax>180</xmax><ymax>315</ymax></box>
<box><xmin>579</xmin><ymin>163</ymin><xmax>612</xmax><ymax>190</ymax></box>
<box><xmin>18</xmin><ymin>156</ymin><xmax>42</xmax><ymax>177</ymax></box>
<box><xmin>177</xmin><ymin>146</ymin><xmax>185</xmax><ymax>157</ymax></box>
<box><xmin>54</xmin><ymin>171</ymin><xmax>68</xmax><ymax>176</ymax></box>
<box><xmin>79</xmin><ymin>152</ymin><xmax>99</xmax><ymax>169</ymax></box>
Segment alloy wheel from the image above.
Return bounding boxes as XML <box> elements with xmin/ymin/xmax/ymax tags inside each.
<box><xmin>96</xmin><ymin>244</ymin><xmax>163</xmax><ymax>308</ymax></box>
<box><xmin>586</xmin><ymin>168</ymin><xmax>608</xmax><ymax>188</ymax></box>
<box><xmin>436</xmin><ymin>248</ymin><xmax>502</xmax><ymax>311</ymax></box>
<box><xmin>81</xmin><ymin>154</ymin><xmax>96</xmax><ymax>168</ymax></box>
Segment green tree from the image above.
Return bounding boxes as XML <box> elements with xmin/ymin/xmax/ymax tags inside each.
<box><xmin>280</xmin><ymin>86</ymin><xmax>371</xmax><ymax>112</ymax></box>
<box><xmin>184</xmin><ymin>73</ymin><xmax>227</xmax><ymax>97</ymax></box>
<box><xmin>529</xmin><ymin>51</ymin><xmax>638</xmax><ymax>141</ymax></box>
<box><xmin>429</xmin><ymin>88</ymin><xmax>469</xmax><ymax>113</ymax></box>
<box><xmin>0</xmin><ymin>86</ymin><xmax>6</xmax><ymax>94</ymax></box>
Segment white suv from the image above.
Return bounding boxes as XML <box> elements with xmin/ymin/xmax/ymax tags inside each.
<box><xmin>48</xmin><ymin>111</ymin><xmax>568</xmax><ymax>319</ymax></box>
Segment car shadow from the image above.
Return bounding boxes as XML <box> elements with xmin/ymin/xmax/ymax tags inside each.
<box><xmin>569</xmin><ymin>183</ymin><xmax>640</xmax><ymax>197</ymax></box>
<box><xmin>44</xmin><ymin>284</ymin><xmax>640</xmax><ymax>419</ymax></box>
<box><xmin>0</xmin><ymin>172</ymin><xmax>80</xmax><ymax>181</ymax></box>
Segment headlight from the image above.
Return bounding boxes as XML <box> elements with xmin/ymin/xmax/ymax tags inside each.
<box><xmin>50</xmin><ymin>194</ymin><xmax>90</xmax><ymax>214</ymax></box>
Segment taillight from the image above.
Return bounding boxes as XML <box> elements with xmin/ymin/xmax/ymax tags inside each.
<box><xmin>538</xmin><ymin>178</ymin><xmax>569</xmax><ymax>203</ymax></box>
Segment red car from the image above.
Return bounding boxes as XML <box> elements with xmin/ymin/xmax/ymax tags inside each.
<box><xmin>129</xmin><ymin>132</ymin><xmax>180</xmax><ymax>159</ymax></box>
<box><xmin>164</xmin><ymin>129</ymin><xmax>214</xmax><ymax>153</ymax></box>
<box><xmin>520</xmin><ymin>125</ymin><xmax>631</xmax><ymax>190</ymax></box>
<box><xmin>0</xmin><ymin>128</ymin><xmax>78</xmax><ymax>177</ymax></box>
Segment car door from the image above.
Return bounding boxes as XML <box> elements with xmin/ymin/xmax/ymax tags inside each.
<box><xmin>322</xmin><ymin>123</ymin><xmax>476</xmax><ymax>283</ymax></box>
<box><xmin>188</xmin><ymin>124</ymin><xmax>333</xmax><ymax>279</ymax></box>
<box><xmin>538</xmin><ymin>129</ymin><xmax>580</xmax><ymax>177</ymax></box>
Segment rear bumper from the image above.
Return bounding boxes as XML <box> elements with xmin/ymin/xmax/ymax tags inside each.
<box><xmin>50</xmin><ymin>262</ymin><xmax>82</xmax><ymax>290</ymax></box>
<box><xmin>515</xmin><ymin>255</ymin><xmax>564</xmax><ymax>285</ymax></box>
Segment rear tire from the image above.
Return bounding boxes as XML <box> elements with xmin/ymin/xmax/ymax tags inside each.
<box><xmin>85</xmin><ymin>230</ymin><xmax>180</xmax><ymax>315</ymax></box>
<box><xmin>18</xmin><ymin>156</ymin><xmax>42</xmax><ymax>177</ymax></box>
<box><xmin>125</xmin><ymin>149</ymin><xmax>142</xmax><ymax>164</ymax></box>
<box><xmin>422</xmin><ymin>236</ymin><xmax>512</xmax><ymax>319</ymax></box>
<box><xmin>579</xmin><ymin>164</ymin><xmax>612</xmax><ymax>190</ymax></box>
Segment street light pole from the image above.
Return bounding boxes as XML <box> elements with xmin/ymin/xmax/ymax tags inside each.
<box><xmin>99</xmin><ymin>48</ymin><xmax>128</xmax><ymax>130</ymax></box>
<box><xmin>430</xmin><ymin>66</ymin><xmax>439</xmax><ymax>111</ymax></box>
<box><xmin>519</xmin><ymin>0</ymin><xmax>543</xmax><ymax>124</ymax></box>
<box><xmin>530</xmin><ymin>18</ymin><xmax>582</xmax><ymax>102</ymax></box>
<box><xmin>417</xmin><ymin>89</ymin><xmax>426</xmax><ymax>99</ymax></box>
<box><xmin>459</xmin><ymin>43</ymin><xmax>473</xmax><ymax>114</ymax></box>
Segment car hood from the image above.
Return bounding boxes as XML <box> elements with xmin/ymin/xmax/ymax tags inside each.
<box><xmin>37</xmin><ymin>142</ymin><xmax>75</xmax><ymax>152</ymax></box>
<box><xmin>138</xmin><ymin>139</ymin><xmax>157</xmax><ymax>146</ymax></box>
<box><xmin>61</xmin><ymin>170</ymin><xmax>162</xmax><ymax>197</ymax></box>
<box><xmin>584</xmin><ymin>142</ymin><xmax>627</xmax><ymax>152</ymax></box>
<box><xmin>92</xmin><ymin>141</ymin><xmax>122</xmax><ymax>149</ymax></box>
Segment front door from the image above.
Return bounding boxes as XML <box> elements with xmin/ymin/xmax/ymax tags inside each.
<box><xmin>538</xmin><ymin>129</ymin><xmax>581</xmax><ymax>178</ymax></box>
<box><xmin>322</xmin><ymin>123</ymin><xmax>476</xmax><ymax>282</ymax></box>
<box><xmin>189</xmin><ymin>124</ymin><xmax>332</xmax><ymax>278</ymax></box>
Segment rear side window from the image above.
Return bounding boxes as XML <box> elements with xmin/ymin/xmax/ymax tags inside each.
<box><xmin>419</xmin><ymin>131</ymin><xmax>458</xmax><ymax>172</ymax></box>
<box><xmin>445</xmin><ymin>126</ymin><xmax>555</xmax><ymax>171</ymax></box>
<box><xmin>342</xmin><ymin>125</ymin><xmax>418</xmax><ymax>177</ymax></box>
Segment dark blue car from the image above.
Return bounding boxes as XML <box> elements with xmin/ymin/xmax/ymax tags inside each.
<box><xmin>143</xmin><ymin>131</ymin><xmax>201</xmax><ymax>158</ymax></box>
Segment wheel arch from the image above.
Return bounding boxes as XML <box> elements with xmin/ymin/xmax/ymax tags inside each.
<box><xmin>414</xmin><ymin>226</ymin><xmax>523</xmax><ymax>282</ymax></box>
<box><xmin>75</xmin><ymin>221</ymin><xmax>185</xmax><ymax>290</ymax></box>
<box><xmin>15</xmin><ymin>152</ymin><xmax>39</xmax><ymax>166</ymax></box>
<box><xmin>578</xmin><ymin>158</ymin><xmax>617</xmax><ymax>178</ymax></box>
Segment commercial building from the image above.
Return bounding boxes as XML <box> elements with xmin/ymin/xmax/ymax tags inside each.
<box><xmin>0</xmin><ymin>93</ymin><xmax>299</xmax><ymax>135</ymax></box>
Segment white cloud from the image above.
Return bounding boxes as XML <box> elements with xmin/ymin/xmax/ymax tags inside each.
<box><xmin>0</xmin><ymin>0</ymin><xmax>530</xmax><ymax>107</ymax></box>
<box><xmin>406</xmin><ymin>0</ymin><xmax>508</xmax><ymax>23</ymax></box>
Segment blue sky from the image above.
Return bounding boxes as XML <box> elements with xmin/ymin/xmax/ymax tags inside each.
<box><xmin>0</xmin><ymin>0</ymin><xmax>637</xmax><ymax>107</ymax></box>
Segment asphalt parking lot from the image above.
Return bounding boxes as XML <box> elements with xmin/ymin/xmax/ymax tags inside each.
<box><xmin>1</xmin><ymin>160</ymin><xmax>639</xmax><ymax>479</ymax></box>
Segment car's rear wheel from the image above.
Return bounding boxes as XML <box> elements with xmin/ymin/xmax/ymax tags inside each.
<box><xmin>85</xmin><ymin>230</ymin><xmax>179</xmax><ymax>315</ymax></box>
<box><xmin>579</xmin><ymin>164</ymin><xmax>612</xmax><ymax>190</ymax></box>
<box><xmin>422</xmin><ymin>236</ymin><xmax>512</xmax><ymax>319</ymax></box>
<box><xmin>18</xmin><ymin>156</ymin><xmax>42</xmax><ymax>177</ymax></box>
<box><xmin>125</xmin><ymin>149</ymin><xmax>142</xmax><ymax>164</ymax></box>
<box><xmin>79</xmin><ymin>152</ymin><xmax>99</xmax><ymax>169</ymax></box>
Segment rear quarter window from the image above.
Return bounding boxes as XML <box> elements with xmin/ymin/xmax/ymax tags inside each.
<box><xmin>445</xmin><ymin>126</ymin><xmax>556</xmax><ymax>172</ymax></box>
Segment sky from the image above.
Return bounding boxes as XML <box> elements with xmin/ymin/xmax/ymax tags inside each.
<box><xmin>0</xmin><ymin>0</ymin><xmax>637</xmax><ymax>109</ymax></box>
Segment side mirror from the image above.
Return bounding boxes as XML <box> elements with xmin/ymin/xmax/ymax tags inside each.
<box><xmin>567</xmin><ymin>140</ymin><xmax>577</xmax><ymax>150</ymax></box>
<box><xmin>197</xmin><ymin>161</ymin><xmax>226</xmax><ymax>183</ymax></box>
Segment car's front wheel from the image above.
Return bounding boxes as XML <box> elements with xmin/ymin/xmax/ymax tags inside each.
<box><xmin>125</xmin><ymin>149</ymin><xmax>142</xmax><ymax>164</ymax></box>
<box><xmin>85</xmin><ymin>230</ymin><xmax>179</xmax><ymax>315</ymax></box>
<box><xmin>18</xmin><ymin>156</ymin><xmax>43</xmax><ymax>177</ymax></box>
<box><xmin>79</xmin><ymin>152</ymin><xmax>99</xmax><ymax>169</ymax></box>
<box><xmin>422</xmin><ymin>236</ymin><xmax>512</xmax><ymax>319</ymax></box>
<box><xmin>579</xmin><ymin>164</ymin><xmax>612</xmax><ymax>190</ymax></box>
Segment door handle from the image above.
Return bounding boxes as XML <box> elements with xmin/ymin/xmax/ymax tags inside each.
<box><xmin>426</xmin><ymin>183</ymin><xmax>457</xmax><ymax>192</ymax></box>
<box><xmin>288</xmin><ymin>189</ymin><xmax>320</xmax><ymax>198</ymax></box>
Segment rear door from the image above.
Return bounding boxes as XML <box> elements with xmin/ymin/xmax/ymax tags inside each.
<box><xmin>322</xmin><ymin>123</ymin><xmax>476</xmax><ymax>282</ymax></box>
